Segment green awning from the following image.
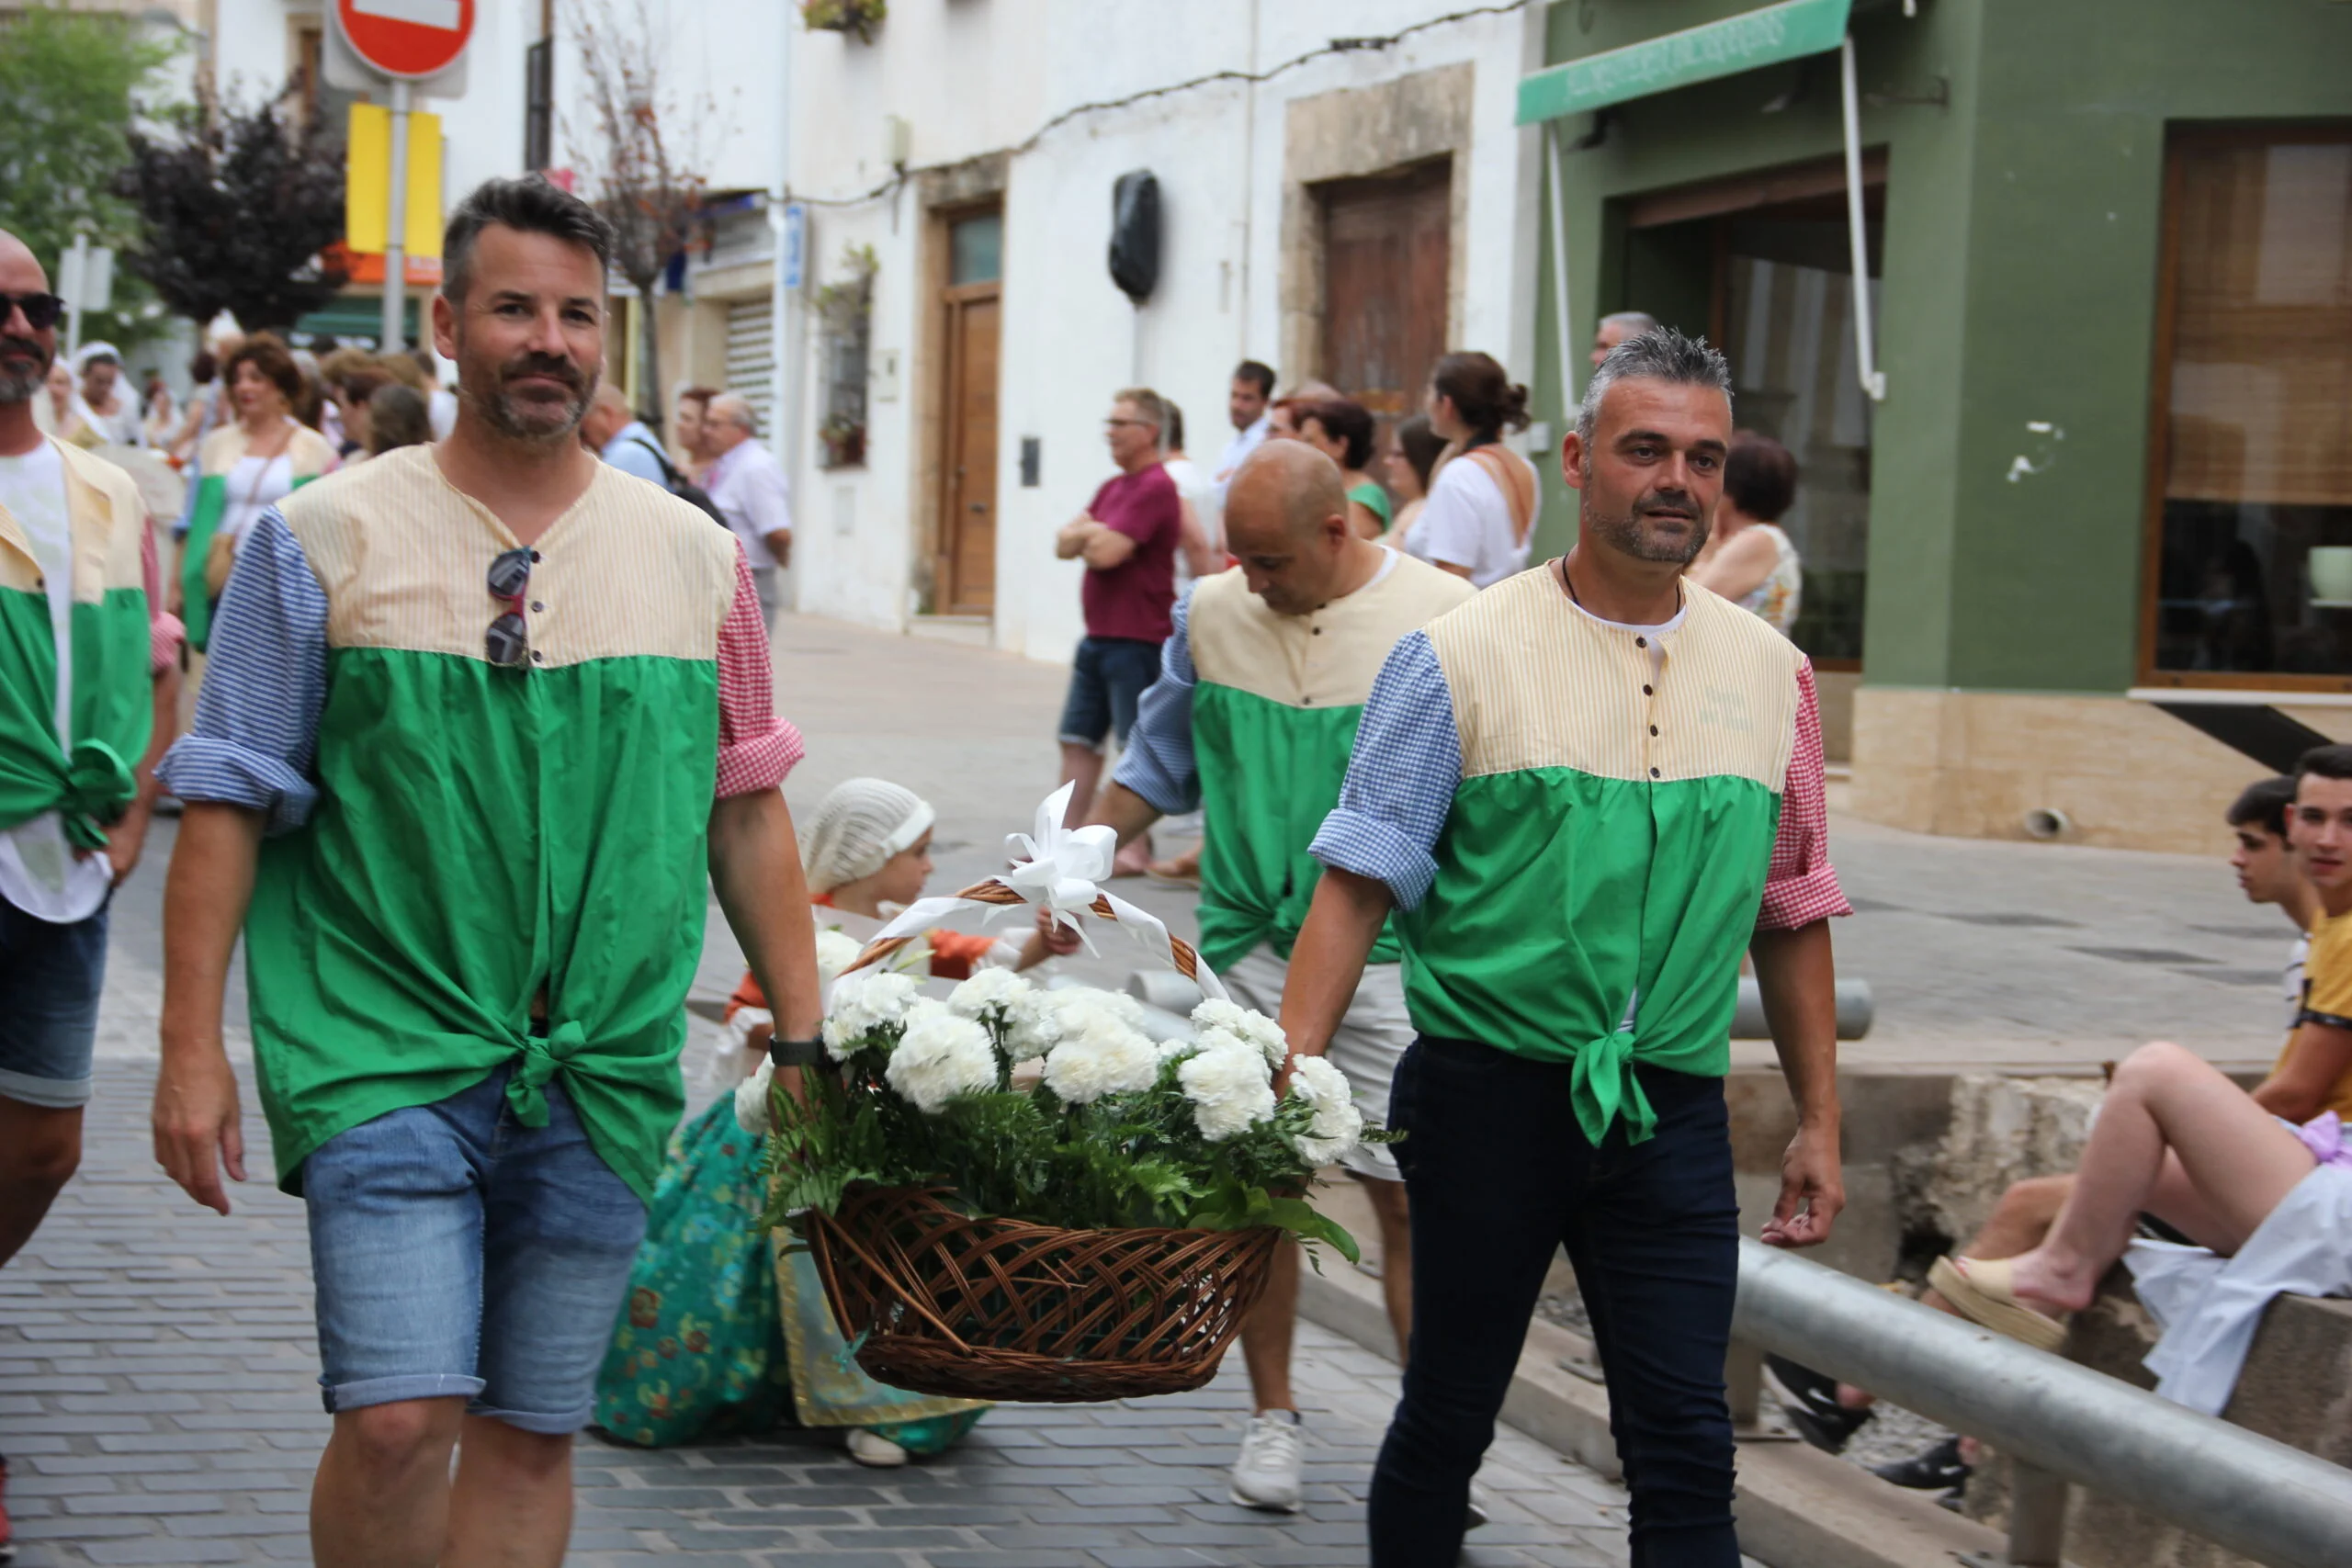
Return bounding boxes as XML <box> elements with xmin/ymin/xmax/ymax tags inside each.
<box><xmin>1516</xmin><ymin>0</ymin><xmax>1853</xmax><ymax>126</ymax></box>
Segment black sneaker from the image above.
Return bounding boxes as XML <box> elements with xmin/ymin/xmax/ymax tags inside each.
<box><xmin>1873</xmin><ymin>1435</ymin><xmax>1972</xmax><ymax>1495</ymax></box>
<box><xmin>1765</xmin><ymin>1354</ymin><xmax>1872</xmax><ymax>1454</ymax></box>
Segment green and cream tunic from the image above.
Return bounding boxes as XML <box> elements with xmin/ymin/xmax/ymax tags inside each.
<box><xmin>1109</xmin><ymin>550</ymin><xmax>1472</xmax><ymax>972</ymax></box>
<box><xmin>155</xmin><ymin>446</ymin><xmax>803</xmax><ymax>1202</ymax></box>
<box><xmin>0</xmin><ymin>437</ymin><xmax>179</xmax><ymax>920</ymax></box>
<box><xmin>179</xmin><ymin>419</ymin><xmax>338</xmax><ymax>650</ymax></box>
<box><xmin>1309</xmin><ymin>560</ymin><xmax>1847</xmax><ymax>1145</ymax></box>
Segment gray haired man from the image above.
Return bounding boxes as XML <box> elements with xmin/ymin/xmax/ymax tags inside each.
<box><xmin>1589</xmin><ymin>310</ymin><xmax>1661</xmax><ymax>369</ymax></box>
<box><xmin>1279</xmin><ymin>329</ymin><xmax>1849</xmax><ymax>1565</ymax></box>
<box><xmin>704</xmin><ymin>391</ymin><xmax>793</xmax><ymax>626</ymax></box>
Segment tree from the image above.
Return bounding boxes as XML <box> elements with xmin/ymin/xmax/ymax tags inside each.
<box><xmin>117</xmin><ymin>83</ymin><xmax>347</xmax><ymax>333</ymax></box>
<box><xmin>0</xmin><ymin>3</ymin><xmax>180</xmax><ymax>351</ymax></box>
<box><xmin>566</xmin><ymin>0</ymin><xmax>710</xmax><ymax>430</ymax></box>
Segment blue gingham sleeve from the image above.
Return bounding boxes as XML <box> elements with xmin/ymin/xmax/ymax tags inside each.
<box><xmin>1110</xmin><ymin>591</ymin><xmax>1200</xmax><ymax>816</ymax></box>
<box><xmin>1308</xmin><ymin>629</ymin><xmax>1460</xmax><ymax>911</ymax></box>
<box><xmin>155</xmin><ymin>508</ymin><xmax>328</xmax><ymax>835</ymax></box>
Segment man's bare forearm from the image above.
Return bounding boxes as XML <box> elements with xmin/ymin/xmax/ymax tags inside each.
<box><xmin>161</xmin><ymin>804</ymin><xmax>265</xmax><ymax>1059</ymax></box>
<box><xmin>1275</xmin><ymin>867</ymin><xmax>1393</xmax><ymax>1060</ymax></box>
<box><xmin>1750</xmin><ymin>919</ymin><xmax>1839</xmax><ymax>1126</ymax></box>
<box><xmin>709</xmin><ymin>789</ymin><xmax>822</xmax><ymax>1041</ymax></box>
<box><xmin>1089</xmin><ymin>782</ymin><xmax>1164</xmax><ymax>853</ymax></box>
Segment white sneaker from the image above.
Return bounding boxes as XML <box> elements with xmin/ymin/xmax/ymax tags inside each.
<box><xmin>846</xmin><ymin>1428</ymin><xmax>910</xmax><ymax>1468</ymax></box>
<box><xmin>1465</xmin><ymin>1481</ymin><xmax>1493</xmax><ymax>1529</ymax></box>
<box><xmin>1229</xmin><ymin>1409</ymin><xmax>1305</xmax><ymax>1512</ymax></box>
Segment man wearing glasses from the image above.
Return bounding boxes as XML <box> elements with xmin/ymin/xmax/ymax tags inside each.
<box><xmin>151</xmin><ymin>178</ymin><xmax>823</xmax><ymax>1568</ymax></box>
<box><xmin>1053</xmin><ymin>387</ymin><xmax>1181</xmax><ymax>870</ymax></box>
<box><xmin>0</xmin><ymin>229</ymin><xmax>183</xmax><ymax>1549</ymax></box>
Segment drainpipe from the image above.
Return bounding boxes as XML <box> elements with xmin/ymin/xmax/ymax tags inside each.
<box><xmin>769</xmin><ymin>8</ymin><xmax>803</xmax><ymax>604</ymax></box>
<box><xmin>1838</xmin><ymin>35</ymin><xmax>1885</xmax><ymax>401</ymax></box>
<box><xmin>1545</xmin><ymin>120</ymin><xmax>1574</xmax><ymax>409</ymax></box>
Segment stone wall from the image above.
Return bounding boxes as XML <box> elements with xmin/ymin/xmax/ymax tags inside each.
<box><xmin>1892</xmin><ymin>1074</ymin><xmax>2105</xmax><ymax>1251</ymax></box>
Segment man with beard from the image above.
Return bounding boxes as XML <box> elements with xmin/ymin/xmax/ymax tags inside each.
<box><xmin>0</xmin><ymin>229</ymin><xmax>182</xmax><ymax>1555</ymax></box>
<box><xmin>1279</xmin><ymin>328</ymin><xmax>1849</xmax><ymax>1567</ymax></box>
<box><xmin>151</xmin><ymin>178</ymin><xmax>823</xmax><ymax>1568</ymax></box>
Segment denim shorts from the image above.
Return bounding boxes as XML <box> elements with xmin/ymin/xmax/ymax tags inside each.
<box><xmin>0</xmin><ymin>897</ymin><xmax>108</xmax><ymax>1109</ymax></box>
<box><xmin>302</xmin><ymin>1065</ymin><xmax>649</xmax><ymax>1434</ymax></box>
<box><xmin>1058</xmin><ymin>635</ymin><xmax>1164</xmax><ymax>750</ymax></box>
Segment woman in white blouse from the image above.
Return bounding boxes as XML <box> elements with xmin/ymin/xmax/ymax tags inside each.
<box><xmin>1401</xmin><ymin>352</ymin><xmax>1540</xmax><ymax>588</ymax></box>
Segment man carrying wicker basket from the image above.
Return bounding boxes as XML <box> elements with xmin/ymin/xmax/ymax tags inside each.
<box><xmin>1077</xmin><ymin>437</ymin><xmax>1472</xmax><ymax>1512</ymax></box>
<box><xmin>1281</xmin><ymin>329</ymin><xmax>1849</xmax><ymax>1568</ymax></box>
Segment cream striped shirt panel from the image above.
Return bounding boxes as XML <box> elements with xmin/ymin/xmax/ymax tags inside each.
<box><xmin>1188</xmin><ymin>553</ymin><xmax>1475</xmax><ymax>710</ymax></box>
<box><xmin>198</xmin><ymin>421</ymin><xmax>336</xmax><ymax>480</ymax></box>
<box><xmin>285</xmin><ymin>446</ymin><xmax>740</xmax><ymax>670</ymax></box>
<box><xmin>1426</xmin><ymin>567</ymin><xmax>1801</xmax><ymax>789</ymax></box>
<box><xmin>0</xmin><ymin>438</ymin><xmax>149</xmax><ymax>600</ymax></box>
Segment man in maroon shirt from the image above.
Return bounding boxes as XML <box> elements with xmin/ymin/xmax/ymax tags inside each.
<box><xmin>1056</xmin><ymin>387</ymin><xmax>1180</xmax><ymax>871</ymax></box>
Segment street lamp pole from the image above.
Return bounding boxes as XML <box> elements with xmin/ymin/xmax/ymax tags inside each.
<box><xmin>382</xmin><ymin>78</ymin><xmax>411</xmax><ymax>352</ymax></box>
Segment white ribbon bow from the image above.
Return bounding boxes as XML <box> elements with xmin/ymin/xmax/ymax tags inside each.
<box><xmin>862</xmin><ymin>783</ymin><xmax>1227</xmax><ymax>1000</ymax></box>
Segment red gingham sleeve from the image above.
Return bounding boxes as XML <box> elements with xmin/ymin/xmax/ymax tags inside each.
<box><xmin>141</xmin><ymin>513</ymin><xmax>186</xmax><ymax>675</ymax></box>
<box><xmin>713</xmin><ymin>545</ymin><xmax>804</xmax><ymax>798</ymax></box>
<box><xmin>1756</xmin><ymin>658</ymin><xmax>1850</xmax><ymax>931</ymax></box>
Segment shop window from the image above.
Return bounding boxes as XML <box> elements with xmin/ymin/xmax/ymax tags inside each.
<box><xmin>2147</xmin><ymin>128</ymin><xmax>2352</xmax><ymax>684</ymax></box>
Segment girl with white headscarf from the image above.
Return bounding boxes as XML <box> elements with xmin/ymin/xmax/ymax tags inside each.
<box><xmin>593</xmin><ymin>778</ymin><xmax>1067</xmax><ymax>1468</ymax></box>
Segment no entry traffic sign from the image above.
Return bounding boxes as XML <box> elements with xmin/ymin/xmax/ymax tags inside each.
<box><xmin>334</xmin><ymin>0</ymin><xmax>475</xmax><ymax>81</ymax></box>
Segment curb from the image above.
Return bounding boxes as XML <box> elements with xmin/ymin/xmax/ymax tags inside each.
<box><xmin>1294</xmin><ymin>1256</ymin><xmax>2008</xmax><ymax>1568</ymax></box>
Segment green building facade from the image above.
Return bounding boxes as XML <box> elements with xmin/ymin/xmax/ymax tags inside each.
<box><xmin>1525</xmin><ymin>0</ymin><xmax>2352</xmax><ymax>851</ymax></box>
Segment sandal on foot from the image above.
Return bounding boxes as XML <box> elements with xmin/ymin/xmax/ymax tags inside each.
<box><xmin>1928</xmin><ymin>1256</ymin><xmax>2067</xmax><ymax>1352</ymax></box>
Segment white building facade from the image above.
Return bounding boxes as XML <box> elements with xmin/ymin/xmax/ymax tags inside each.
<box><xmin>780</xmin><ymin>0</ymin><xmax>1552</xmax><ymax>663</ymax></box>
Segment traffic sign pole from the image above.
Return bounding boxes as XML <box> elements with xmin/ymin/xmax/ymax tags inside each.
<box><xmin>383</xmin><ymin>78</ymin><xmax>411</xmax><ymax>351</ymax></box>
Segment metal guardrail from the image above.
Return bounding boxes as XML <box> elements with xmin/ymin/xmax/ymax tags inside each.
<box><xmin>1733</xmin><ymin>1239</ymin><xmax>2352</xmax><ymax>1568</ymax></box>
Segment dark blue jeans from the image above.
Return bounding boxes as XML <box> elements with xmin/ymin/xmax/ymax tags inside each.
<box><xmin>1371</xmin><ymin>1037</ymin><xmax>1741</xmax><ymax>1568</ymax></box>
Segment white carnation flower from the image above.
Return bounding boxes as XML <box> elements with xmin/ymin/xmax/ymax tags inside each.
<box><xmin>1284</xmin><ymin>1055</ymin><xmax>1366</xmax><ymax>1166</ymax></box>
<box><xmin>1179</xmin><ymin>1042</ymin><xmax>1278</xmax><ymax>1141</ymax></box>
<box><xmin>814</xmin><ymin>928</ymin><xmax>866</xmax><ymax>984</ymax></box>
<box><xmin>947</xmin><ymin>966</ymin><xmax>1032</xmax><ymax>1019</ymax></box>
<box><xmin>732</xmin><ymin>1055</ymin><xmax>777</xmax><ymax>1135</ymax></box>
<box><xmin>1003</xmin><ymin>986</ymin><xmax>1133</xmax><ymax>1063</ymax></box>
<box><xmin>885</xmin><ymin>1000</ymin><xmax>1001</xmax><ymax>1113</ymax></box>
<box><xmin>1191</xmin><ymin>998</ymin><xmax>1289</xmax><ymax>1070</ymax></box>
<box><xmin>1042</xmin><ymin>1020</ymin><xmax>1159</xmax><ymax>1103</ymax></box>
<box><xmin>822</xmin><ymin>970</ymin><xmax>921</xmax><ymax>1061</ymax></box>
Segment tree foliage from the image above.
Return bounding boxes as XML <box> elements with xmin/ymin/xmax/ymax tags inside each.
<box><xmin>565</xmin><ymin>0</ymin><xmax>710</xmax><ymax>426</ymax></box>
<box><xmin>0</xmin><ymin>3</ymin><xmax>180</xmax><ymax>349</ymax></box>
<box><xmin>118</xmin><ymin>85</ymin><xmax>347</xmax><ymax>333</ymax></box>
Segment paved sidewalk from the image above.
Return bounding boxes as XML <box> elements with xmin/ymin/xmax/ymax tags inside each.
<box><xmin>1</xmin><ymin>1063</ymin><xmax>1638</xmax><ymax>1567</ymax></box>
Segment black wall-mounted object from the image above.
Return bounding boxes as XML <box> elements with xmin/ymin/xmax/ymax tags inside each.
<box><xmin>1108</xmin><ymin>171</ymin><xmax>1160</xmax><ymax>303</ymax></box>
<box><xmin>2153</xmin><ymin>702</ymin><xmax>2334</xmax><ymax>773</ymax></box>
<box><xmin>1020</xmin><ymin>436</ymin><xmax>1041</xmax><ymax>489</ymax></box>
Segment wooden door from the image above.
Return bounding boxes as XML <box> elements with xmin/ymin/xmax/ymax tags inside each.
<box><xmin>939</xmin><ymin>284</ymin><xmax>1001</xmax><ymax>613</ymax></box>
<box><xmin>1321</xmin><ymin>161</ymin><xmax>1452</xmax><ymax>421</ymax></box>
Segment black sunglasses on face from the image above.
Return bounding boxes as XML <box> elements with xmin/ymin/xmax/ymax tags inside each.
<box><xmin>486</xmin><ymin>547</ymin><xmax>534</xmax><ymax>668</ymax></box>
<box><xmin>0</xmin><ymin>292</ymin><xmax>65</xmax><ymax>332</ymax></box>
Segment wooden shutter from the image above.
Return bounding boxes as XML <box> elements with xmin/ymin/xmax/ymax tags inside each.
<box><xmin>2164</xmin><ymin>134</ymin><xmax>2352</xmax><ymax>507</ymax></box>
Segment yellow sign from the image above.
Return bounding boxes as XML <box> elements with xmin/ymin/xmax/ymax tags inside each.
<box><xmin>345</xmin><ymin>102</ymin><xmax>445</xmax><ymax>258</ymax></box>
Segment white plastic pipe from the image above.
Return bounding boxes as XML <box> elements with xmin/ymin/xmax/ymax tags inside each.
<box><xmin>1838</xmin><ymin>36</ymin><xmax>1885</xmax><ymax>401</ymax></box>
<box><xmin>382</xmin><ymin>79</ymin><xmax>411</xmax><ymax>352</ymax></box>
<box><xmin>1546</xmin><ymin>120</ymin><xmax>1576</xmax><ymax>409</ymax></box>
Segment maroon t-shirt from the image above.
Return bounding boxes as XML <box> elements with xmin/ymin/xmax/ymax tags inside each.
<box><xmin>1080</xmin><ymin>464</ymin><xmax>1181</xmax><ymax>642</ymax></box>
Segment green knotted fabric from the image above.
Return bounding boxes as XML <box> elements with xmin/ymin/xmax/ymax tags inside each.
<box><xmin>245</xmin><ymin>647</ymin><xmax>722</xmax><ymax>1206</ymax></box>
<box><xmin>0</xmin><ymin>586</ymin><xmax>153</xmax><ymax>844</ymax></box>
<box><xmin>1192</xmin><ymin>682</ymin><xmax>1401</xmax><ymax>972</ymax></box>
<box><xmin>1396</xmin><ymin>767</ymin><xmax>1781</xmax><ymax>1145</ymax></box>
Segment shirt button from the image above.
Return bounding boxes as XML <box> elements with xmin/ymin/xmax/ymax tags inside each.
<box><xmin>1635</xmin><ymin>637</ymin><xmax>1647</xmax><ymax>649</ymax></box>
<box><xmin>530</xmin><ymin>650</ymin><xmax>545</xmax><ymax>664</ymax></box>
<box><xmin>530</xmin><ymin>601</ymin><xmax>546</xmax><ymax>614</ymax></box>
<box><xmin>1312</xmin><ymin>626</ymin><xmax>1322</xmax><ymax>636</ymax></box>
<box><xmin>1649</xmin><ymin>725</ymin><xmax>1659</xmax><ymax>737</ymax></box>
<box><xmin>1643</xmin><ymin>684</ymin><xmax>1654</xmax><ymax>696</ymax></box>
<box><xmin>529</xmin><ymin>550</ymin><xmax>542</xmax><ymax>563</ymax></box>
<box><xmin>1650</xmin><ymin>766</ymin><xmax>1660</xmax><ymax>778</ymax></box>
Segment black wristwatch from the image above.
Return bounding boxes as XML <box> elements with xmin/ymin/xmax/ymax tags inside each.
<box><xmin>769</xmin><ymin>1036</ymin><xmax>825</xmax><ymax>1067</ymax></box>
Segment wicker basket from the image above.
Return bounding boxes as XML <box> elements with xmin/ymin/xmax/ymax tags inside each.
<box><xmin>806</xmin><ymin>1184</ymin><xmax>1283</xmax><ymax>1403</ymax></box>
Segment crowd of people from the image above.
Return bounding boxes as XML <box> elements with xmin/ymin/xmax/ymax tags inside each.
<box><xmin>0</xmin><ymin>164</ymin><xmax>2323</xmax><ymax>1568</ymax></box>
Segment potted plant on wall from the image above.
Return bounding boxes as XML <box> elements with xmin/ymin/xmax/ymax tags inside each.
<box><xmin>801</xmin><ymin>0</ymin><xmax>885</xmax><ymax>43</ymax></box>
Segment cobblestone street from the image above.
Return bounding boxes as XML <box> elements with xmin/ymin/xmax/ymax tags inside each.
<box><xmin>1</xmin><ymin>1063</ymin><xmax>1636</xmax><ymax>1568</ymax></box>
